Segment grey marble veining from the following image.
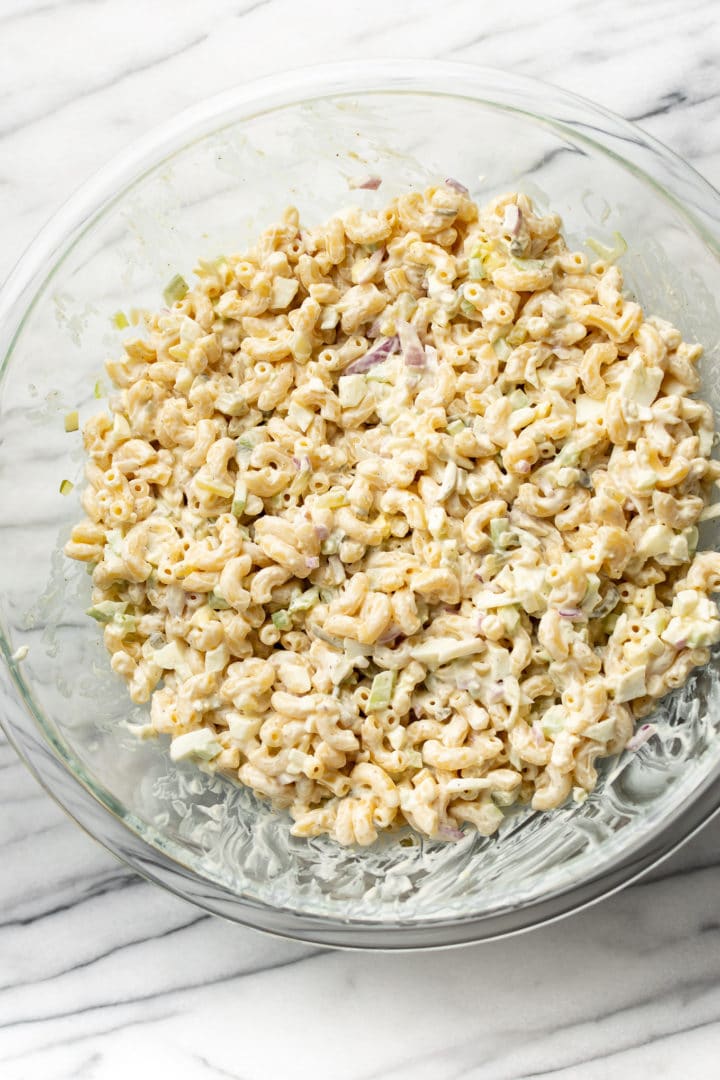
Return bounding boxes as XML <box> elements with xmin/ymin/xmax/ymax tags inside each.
<box><xmin>2</xmin><ymin>1</ymin><xmax>720</xmax><ymax>1077</ymax></box>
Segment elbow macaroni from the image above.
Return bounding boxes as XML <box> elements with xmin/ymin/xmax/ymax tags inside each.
<box><xmin>66</xmin><ymin>182</ymin><xmax>720</xmax><ymax>846</ymax></box>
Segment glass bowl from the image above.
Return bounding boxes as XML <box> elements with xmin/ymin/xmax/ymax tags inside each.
<box><xmin>2</xmin><ymin>60</ymin><xmax>720</xmax><ymax>950</ymax></box>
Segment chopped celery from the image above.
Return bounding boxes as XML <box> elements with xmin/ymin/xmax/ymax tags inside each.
<box><xmin>582</xmin><ymin>573</ymin><xmax>601</xmax><ymax>613</ymax></box>
<box><xmin>104</xmin><ymin>528</ymin><xmax>124</xmax><ymax>556</ymax></box>
<box><xmin>367</xmin><ymin>670</ymin><xmax>396</xmax><ymax>711</ymax></box>
<box><xmin>59</xmin><ymin>479</ymin><xmax>74</xmax><ymax>495</ymax></box>
<box><xmin>235</xmin><ymin>429</ymin><xmax>264</xmax><ymax>458</ymax></box>
<box><xmin>271</xmin><ymin>610</ymin><xmax>292</xmax><ymax>631</ymax></box>
<box><xmin>555</xmin><ymin>444</ymin><xmax>580</xmax><ymax>468</ymax></box>
<box><xmin>208</xmin><ymin>591</ymin><xmax>230</xmax><ymax>610</ymax></box>
<box><xmin>593</xmin><ymin>585</ymin><xmax>620</xmax><ymax>620</ymax></box>
<box><xmin>231</xmin><ymin>477</ymin><xmax>247</xmax><ymax>518</ymax></box>
<box><xmin>506</xmin><ymin>323</ymin><xmax>527</xmax><ymax>347</ymax></box>
<box><xmin>64</xmin><ymin>410</ymin><xmax>79</xmax><ymax>432</ymax></box>
<box><xmin>111</xmin><ymin>311</ymin><xmax>129</xmax><ymax>329</ymax></box>
<box><xmin>321</xmin><ymin>534</ymin><xmax>340</xmax><ymax>555</ymax></box>
<box><xmin>468</xmin><ymin>256</ymin><xmax>485</xmax><ymax>280</ymax></box>
<box><xmin>93</xmin><ymin>379</ymin><xmax>104</xmax><ymax>399</ymax></box>
<box><xmin>86</xmin><ymin>600</ymin><xmax>128</xmax><ymax>623</ymax></box>
<box><xmin>489</xmin><ymin>518</ymin><xmax>518</xmax><ymax>550</ymax></box>
<box><xmin>492</xmin><ymin>338</ymin><xmax>511</xmax><ymax>360</ymax></box>
<box><xmin>163</xmin><ymin>273</ymin><xmax>189</xmax><ymax>306</ymax></box>
<box><xmin>540</xmin><ymin>706</ymin><xmax>566</xmax><ymax>737</ymax></box>
<box><xmin>289</xmin><ymin>587</ymin><xmax>320</xmax><ymax>613</ymax></box>
<box><xmin>446</xmin><ymin>418</ymin><xmax>466</xmax><ymax>436</ymax></box>
<box><xmin>510</xmin><ymin>256</ymin><xmax>546</xmax><ymax>272</ymax></box>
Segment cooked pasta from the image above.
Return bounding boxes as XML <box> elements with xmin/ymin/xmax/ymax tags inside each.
<box><xmin>65</xmin><ymin>181</ymin><xmax>720</xmax><ymax>845</ymax></box>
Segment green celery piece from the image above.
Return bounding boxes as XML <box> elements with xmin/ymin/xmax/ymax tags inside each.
<box><xmin>367</xmin><ymin>670</ymin><xmax>396</xmax><ymax>711</ymax></box>
<box><xmin>163</xmin><ymin>274</ymin><xmax>189</xmax><ymax>306</ymax></box>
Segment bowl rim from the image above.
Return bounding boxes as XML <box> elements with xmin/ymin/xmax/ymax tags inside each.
<box><xmin>2</xmin><ymin>57</ymin><xmax>720</xmax><ymax>949</ymax></box>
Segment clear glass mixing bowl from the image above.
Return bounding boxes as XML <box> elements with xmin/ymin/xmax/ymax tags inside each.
<box><xmin>2</xmin><ymin>61</ymin><xmax>720</xmax><ymax>949</ymax></box>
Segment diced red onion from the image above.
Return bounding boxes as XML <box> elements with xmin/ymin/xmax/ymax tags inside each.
<box><xmin>445</xmin><ymin>177</ymin><xmax>469</xmax><ymax>195</ymax></box>
<box><xmin>314</xmin><ymin>525</ymin><xmax>329</xmax><ymax>542</ymax></box>
<box><xmin>674</xmin><ymin>638</ymin><xmax>688</xmax><ymax>651</ymax></box>
<box><xmin>559</xmin><ymin>608</ymin><xmax>582</xmax><ymax>619</ymax></box>
<box><xmin>349</xmin><ymin>175</ymin><xmax>382</xmax><ymax>191</ymax></box>
<box><xmin>626</xmin><ymin>724</ymin><xmax>657</xmax><ymax>752</ymax></box>
<box><xmin>344</xmin><ymin>335</ymin><xmax>399</xmax><ymax>374</ymax></box>
<box><xmin>438</xmin><ymin>823</ymin><xmax>465</xmax><ymax>842</ymax></box>
<box><xmin>502</xmin><ymin>204</ymin><xmax>522</xmax><ymax>236</ymax></box>
<box><xmin>305</xmin><ymin>556</ymin><xmax>320</xmax><ymax>571</ymax></box>
<box><xmin>397</xmin><ymin>321</ymin><xmax>426</xmax><ymax>367</ymax></box>
<box><xmin>377</xmin><ymin>624</ymin><xmax>404</xmax><ymax>645</ymax></box>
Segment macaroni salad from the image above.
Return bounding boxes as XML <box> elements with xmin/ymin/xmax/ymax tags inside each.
<box><xmin>65</xmin><ymin>182</ymin><xmax>720</xmax><ymax>846</ymax></box>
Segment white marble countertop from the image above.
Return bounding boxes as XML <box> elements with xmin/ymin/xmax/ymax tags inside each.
<box><xmin>2</xmin><ymin>1</ymin><xmax>720</xmax><ymax>1076</ymax></box>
